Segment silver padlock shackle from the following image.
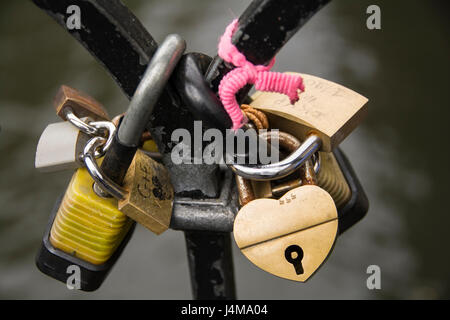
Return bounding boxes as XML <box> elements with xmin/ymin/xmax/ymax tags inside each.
<box><xmin>83</xmin><ymin>136</ymin><xmax>127</xmax><ymax>200</ymax></box>
<box><xmin>64</xmin><ymin>108</ymin><xmax>99</xmax><ymax>136</ymax></box>
<box><xmin>228</xmin><ymin>134</ymin><xmax>322</xmax><ymax>181</ymax></box>
<box><xmin>118</xmin><ymin>34</ymin><xmax>186</xmax><ymax>147</ymax></box>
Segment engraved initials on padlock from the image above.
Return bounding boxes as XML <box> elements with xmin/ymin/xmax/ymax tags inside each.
<box><xmin>118</xmin><ymin>150</ymin><xmax>174</xmax><ymax>235</ymax></box>
<box><xmin>249</xmin><ymin>73</ymin><xmax>368</xmax><ymax>152</ymax></box>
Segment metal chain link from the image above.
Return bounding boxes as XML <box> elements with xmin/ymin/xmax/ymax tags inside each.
<box><xmin>64</xmin><ymin>108</ymin><xmax>117</xmax><ymax>159</ymax></box>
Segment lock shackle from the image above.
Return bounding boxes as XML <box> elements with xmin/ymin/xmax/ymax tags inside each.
<box><xmin>63</xmin><ymin>107</ymin><xmax>117</xmax><ymax>159</ymax></box>
<box><xmin>65</xmin><ymin>107</ymin><xmax>102</xmax><ymax>136</ymax></box>
<box><xmin>235</xmin><ymin>131</ymin><xmax>320</xmax><ymax>206</ymax></box>
<box><xmin>118</xmin><ymin>34</ymin><xmax>186</xmax><ymax>147</ymax></box>
<box><xmin>89</xmin><ymin>121</ymin><xmax>116</xmax><ymax>158</ymax></box>
<box><xmin>83</xmin><ymin>136</ymin><xmax>127</xmax><ymax>200</ymax></box>
<box><xmin>229</xmin><ymin>134</ymin><xmax>322</xmax><ymax>181</ymax></box>
<box><xmin>100</xmin><ymin>34</ymin><xmax>185</xmax><ymax>186</ymax></box>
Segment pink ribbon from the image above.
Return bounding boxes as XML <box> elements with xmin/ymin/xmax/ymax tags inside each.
<box><xmin>218</xmin><ymin>19</ymin><xmax>305</xmax><ymax>130</ymax></box>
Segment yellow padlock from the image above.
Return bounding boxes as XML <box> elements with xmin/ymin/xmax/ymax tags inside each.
<box><xmin>50</xmin><ymin>165</ymin><xmax>133</xmax><ymax>265</ymax></box>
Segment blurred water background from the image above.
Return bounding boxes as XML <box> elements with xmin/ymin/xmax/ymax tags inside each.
<box><xmin>0</xmin><ymin>0</ymin><xmax>449</xmax><ymax>299</ymax></box>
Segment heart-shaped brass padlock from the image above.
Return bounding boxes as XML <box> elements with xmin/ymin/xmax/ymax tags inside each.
<box><xmin>233</xmin><ymin>185</ymin><xmax>338</xmax><ymax>282</ymax></box>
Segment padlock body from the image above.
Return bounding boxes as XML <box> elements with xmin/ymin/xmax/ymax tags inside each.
<box><xmin>250</xmin><ymin>73</ymin><xmax>368</xmax><ymax>152</ymax></box>
<box><xmin>118</xmin><ymin>150</ymin><xmax>174</xmax><ymax>235</ymax></box>
<box><xmin>242</xmin><ymin>219</ymin><xmax>338</xmax><ymax>282</ymax></box>
<box><xmin>36</xmin><ymin>196</ymin><xmax>134</xmax><ymax>291</ymax></box>
<box><xmin>35</xmin><ymin>121</ymin><xmax>89</xmax><ymax>172</ymax></box>
<box><xmin>54</xmin><ymin>85</ymin><xmax>109</xmax><ymax>121</ymax></box>
<box><xmin>49</xmin><ymin>167</ymin><xmax>133</xmax><ymax>265</ymax></box>
<box><xmin>233</xmin><ymin>185</ymin><xmax>338</xmax><ymax>282</ymax></box>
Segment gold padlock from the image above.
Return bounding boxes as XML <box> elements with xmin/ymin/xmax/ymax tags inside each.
<box><xmin>233</xmin><ymin>155</ymin><xmax>338</xmax><ymax>282</ymax></box>
<box><xmin>118</xmin><ymin>150</ymin><xmax>174</xmax><ymax>235</ymax></box>
<box><xmin>249</xmin><ymin>73</ymin><xmax>368</xmax><ymax>152</ymax></box>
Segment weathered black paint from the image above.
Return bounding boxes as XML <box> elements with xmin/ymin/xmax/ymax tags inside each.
<box><xmin>184</xmin><ymin>231</ymin><xmax>236</xmax><ymax>300</ymax></box>
<box><xmin>173</xmin><ymin>53</ymin><xmax>233</xmax><ymax>132</ymax></box>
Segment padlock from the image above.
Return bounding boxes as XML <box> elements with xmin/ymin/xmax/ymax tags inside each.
<box><xmin>36</xmin><ymin>85</ymin><xmax>116</xmax><ymax>172</ymax></box>
<box><xmin>238</xmin><ymin>136</ymin><xmax>366</xmax><ymax>234</ymax></box>
<box><xmin>118</xmin><ymin>149</ymin><xmax>174</xmax><ymax>234</ymax></box>
<box><xmin>233</xmin><ymin>103</ymin><xmax>366</xmax><ymax>233</ymax></box>
<box><xmin>49</xmin><ymin>163</ymin><xmax>134</xmax><ymax>265</ymax></box>
<box><xmin>36</xmin><ymin>130</ymin><xmax>135</xmax><ymax>290</ymax></box>
<box><xmin>37</xmin><ymin>136</ymin><xmax>174</xmax><ymax>290</ymax></box>
<box><xmin>233</xmin><ymin>149</ymin><xmax>338</xmax><ymax>282</ymax></box>
<box><xmin>81</xmin><ymin>139</ymin><xmax>174</xmax><ymax>234</ymax></box>
<box><xmin>36</xmin><ymin>194</ymin><xmax>135</xmax><ymax>292</ymax></box>
<box><xmin>49</xmin><ymin>142</ymin><xmax>173</xmax><ymax>261</ymax></box>
<box><xmin>249</xmin><ymin>73</ymin><xmax>368</xmax><ymax>152</ymax></box>
<box><xmin>35</xmin><ymin>121</ymin><xmax>90</xmax><ymax>172</ymax></box>
<box><xmin>35</xmin><ymin>115</ymin><xmax>116</xmax><ymax>173</ymax></box>
<box><xmin>54</xmin><ymin>85</ymin><xmax>109</xmax><ymax>121</ymax></box>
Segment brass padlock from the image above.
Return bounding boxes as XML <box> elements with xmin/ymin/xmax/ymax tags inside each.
<box><xmin>36</xmin><ymin>86</ymin><xmax>114</xmax><ymax>173</ymax></box>
<box><xmin>249</xmin><ymin>73</ymin><xmax>368</xmax><ymax>152</ymax></box>
<box><xmin>233</xmin><ymin>151</ymin><xmax>338</xmax><ymax>282</ymax></box>
<box><xmin>54</xmin><ymin>85</ymin><xmax>110</xmax><ymax>121</ymax></box>
<box><xmin>83</xmin><ymin>139</ymin><xmax>174</xmax><ymax>235</ymax></box>
<box><xmin>118</xmin><ymin>150</ymin><xmax>173</xmax><ymax>235</ymax></box>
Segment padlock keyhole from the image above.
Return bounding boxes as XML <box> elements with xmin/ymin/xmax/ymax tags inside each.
<box><xmin>285</xmin><ymin>245</ymin><xmax>304</xmax><ymax>275</ymax></box>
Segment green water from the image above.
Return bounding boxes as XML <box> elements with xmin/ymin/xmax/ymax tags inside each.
<box><xmin>0</xmin><ymin>0</ymin><xmax>448</xmax><ymax>299</ymax></box>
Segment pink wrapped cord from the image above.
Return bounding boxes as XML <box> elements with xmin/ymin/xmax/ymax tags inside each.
<box><xmin>218</xmin><ymin>19</ymin><xmax>305</xmax><ymax>130</ymax></box>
